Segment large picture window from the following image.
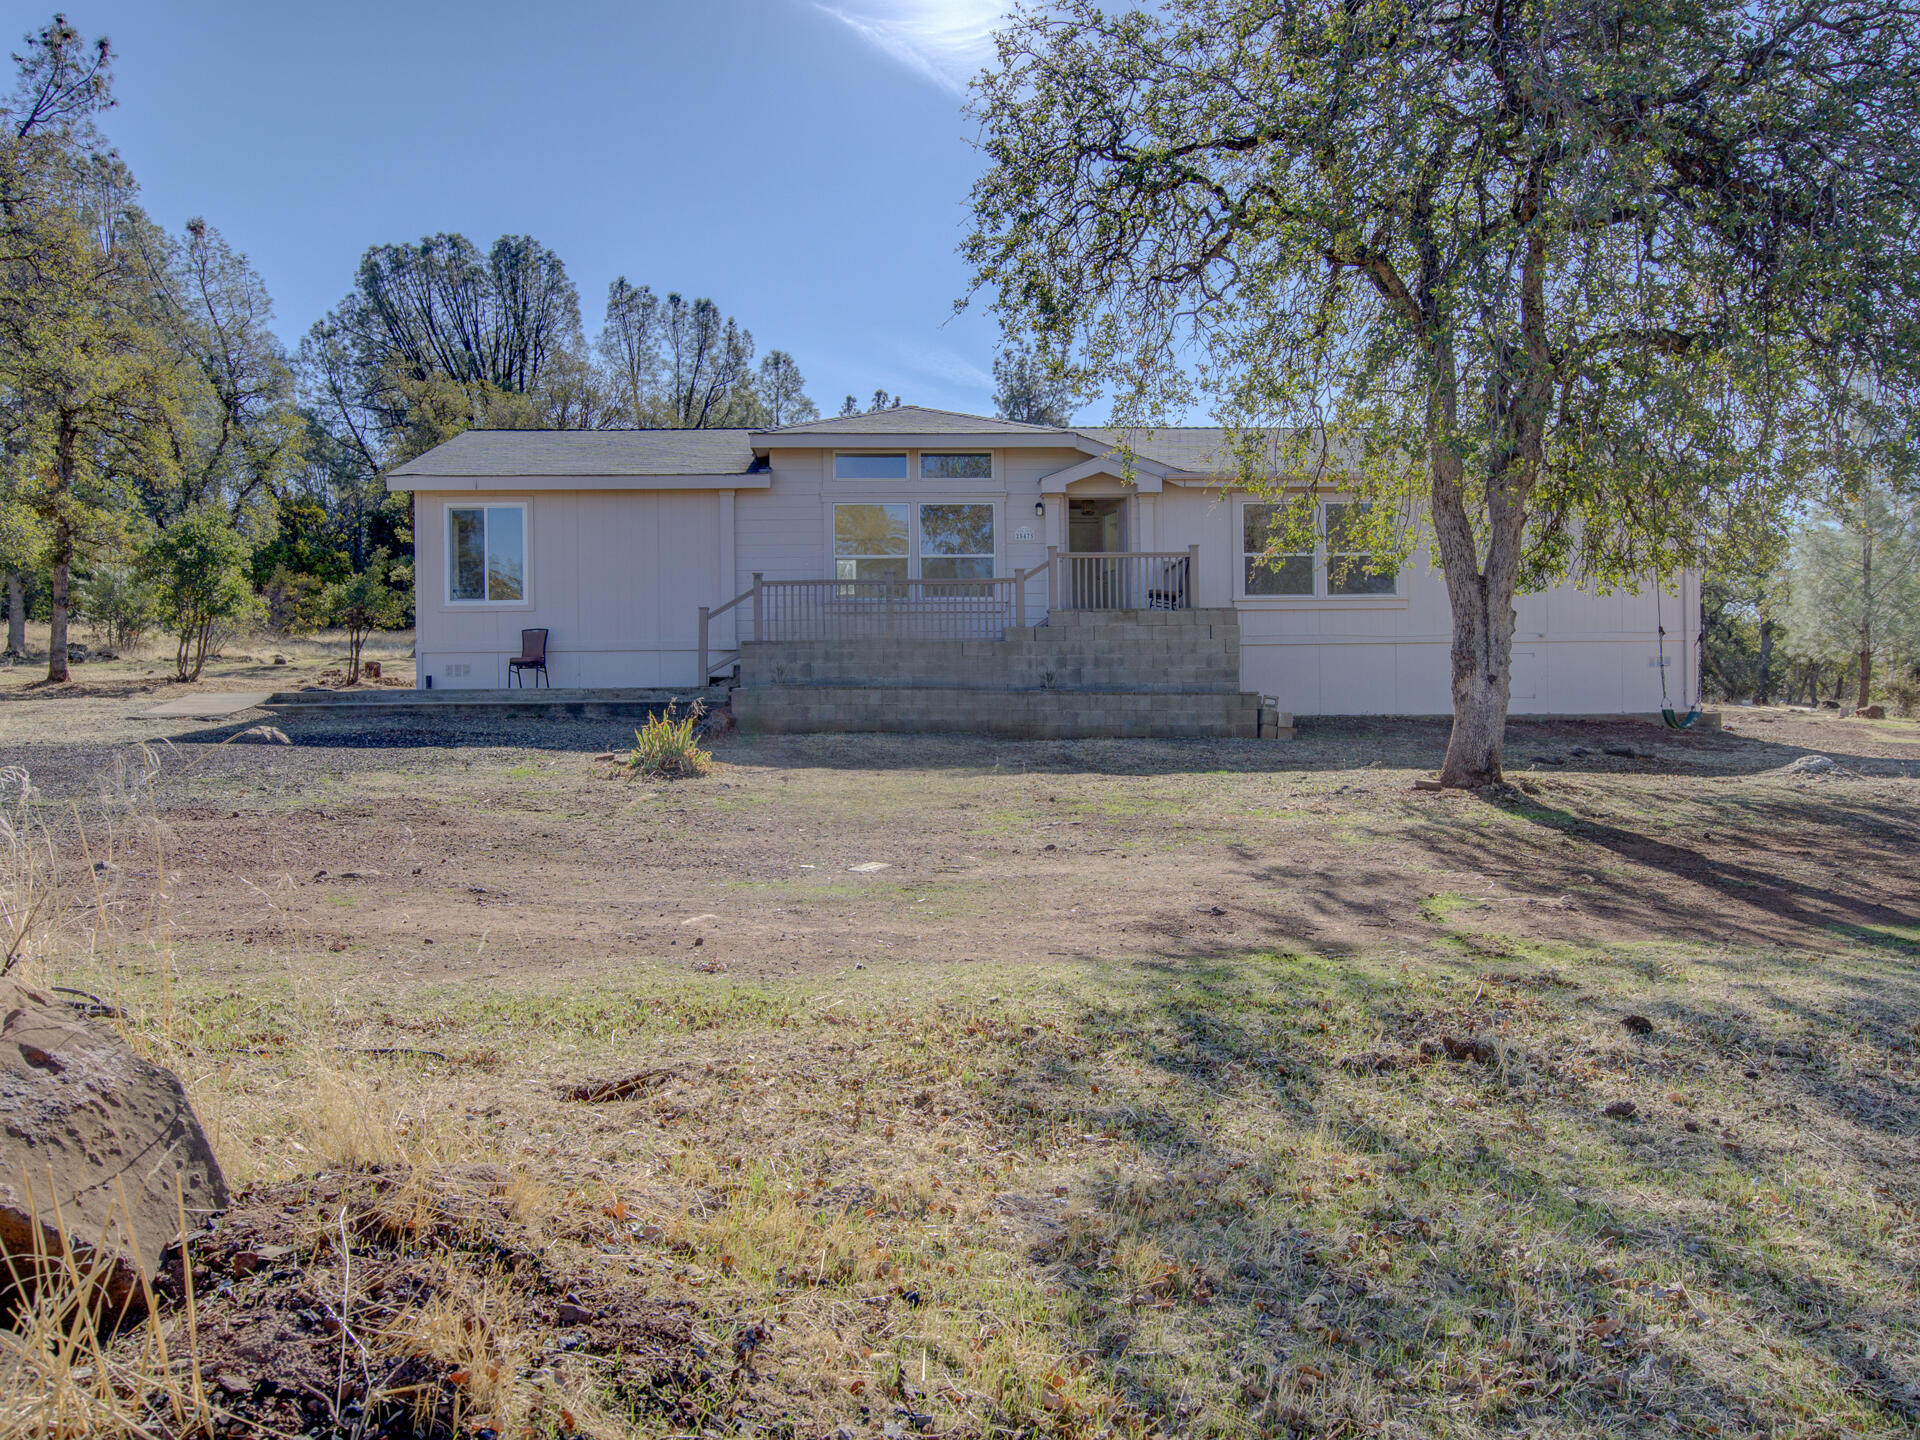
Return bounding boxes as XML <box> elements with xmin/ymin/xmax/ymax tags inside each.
<box><xmin>834</xmin><ymin>503</ymin><xmax>909</xmax><ymax>581</ymax></box>
<box><xmin>448</xmin><ymin>503</ymin><xmax>525</xmax><ymax>603</ymax></box>
<box><xmin>1240</xmin><ymin>498</ymin><xmax>1398</xmax><ymax>599</ymax></box>
<box><xmin>918</xmin><ymin>503</ymin><xmax>995</xmax><ymax>579</ymax></box>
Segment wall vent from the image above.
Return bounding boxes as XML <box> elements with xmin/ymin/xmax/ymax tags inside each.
<box><xmin>445</xmin><ymin>663</ymin><xmax>471</xmax><ymax>678</ymax></box>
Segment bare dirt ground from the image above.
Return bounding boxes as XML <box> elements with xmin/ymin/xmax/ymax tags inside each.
<box><xmin>5</xmin><ymin>692</ymin><xmax>1919</xmax><ymax>1438</ymax></box>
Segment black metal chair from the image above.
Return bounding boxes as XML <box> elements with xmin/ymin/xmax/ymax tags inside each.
<box><xmin>1146</xmin><ymin>556</ymin><xmax>1190</xmax><ymax>610</ymax></box>
<box><xmin>507</xmin><ymin>628</ymin><xmax>549</xmax><ymax>688</ymax></box>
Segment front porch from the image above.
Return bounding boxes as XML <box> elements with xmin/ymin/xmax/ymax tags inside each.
<box><xmin>697</xmin><ymin>546</ymin><xmax>1202</xmax><ymax>684</ymax></box>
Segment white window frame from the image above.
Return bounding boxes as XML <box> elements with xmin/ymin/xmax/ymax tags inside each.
<box><xmin>831</xmin><ymin>450</ymin><xmax>995</xmax><ymax>483</ymax></box>
<box><xmin>444</xmin><ymin>500</ymin><xmax>530</xmax><ymax>607</ymax></box>
<box><xmin>832</xmin><ymin>451</ymin><xmax>911</xmax><ymax>481</ymax></box>
<box><xmin>1236</xmin><ymin>495</ymin><xmax>1401</xmax><ymax>602</ymax></box>
<box><xmin>832</xmin><ymin>501</ymin><xmax>911</xmax><ymax>583</ymax></box>
<box><xmin>916</xmin><ymin>501</ymin><xmax>997</xmax><ymax>581</ymax></box>
<box><xmin>828</xmin><ymin>499</ymin><xmax>1001</xmax><ymax>583</ymax></box>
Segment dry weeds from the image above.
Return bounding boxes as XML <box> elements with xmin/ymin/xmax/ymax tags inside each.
<box><xmin>1</xmin><ymin>715</ymin><xmax>1916</xmax><ymax>1438</ymax></box>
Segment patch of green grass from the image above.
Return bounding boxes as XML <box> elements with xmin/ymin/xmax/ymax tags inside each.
<box><xmin>1417</xmin><ymin>890</ymin><xmax>1480</xmax><ymax>921</ymax></box>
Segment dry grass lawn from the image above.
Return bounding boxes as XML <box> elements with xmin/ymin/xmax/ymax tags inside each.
<box><xmin>2</xmin><ymin>694</ymin><xmax>1917</xmax><ymax>1438</ymax></box>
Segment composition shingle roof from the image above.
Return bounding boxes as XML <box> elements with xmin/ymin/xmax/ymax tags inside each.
<box><xmin>389</xmin><ymin>429</ymin><xmax>762</xmax><ymax>478</ymax></box>
<box><xmin>760</xmin><ymin>405</ymin><xmax>1064</xmax><ymax>436</ymax></box>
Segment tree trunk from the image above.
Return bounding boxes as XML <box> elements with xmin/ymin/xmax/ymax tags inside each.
<box><xmin>47</xmin><ymin>522</ymin><xmax>70</xmax><ymax>683</ymax></box>
<box><xmin>1857</xmin><ymin>648</ymin><xmax>1872</xmax><ymax>710</ymax></box>
<box><xmin>1755</xmin><ymin>619</ymin><xmax>1775</xmax><ymax>704</ymax></box>
<box><xmin>47</xmin><ymin>425</ymin><xmax>76</xmax><ymax>684</ymax></box>
<box><xmin>4</xmin><ymin>573</ymin><xmax>23</xmax><ymax>658</ymax></box>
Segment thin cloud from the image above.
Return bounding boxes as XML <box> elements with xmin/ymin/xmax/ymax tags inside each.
<box><xmin>894</xmin><ymin>338</ymin><xmax>994</xmax><ymax>390</ymax></box>
<box><xmin>813</xmin><ymin>0</ymin><xmax>1005</xmax><ymax>95</ymax></box>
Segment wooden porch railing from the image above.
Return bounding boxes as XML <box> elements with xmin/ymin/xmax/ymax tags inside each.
<box><xmin>696</xmin><ymin>545</ymin><xmax>1200</xmax><ymax>682</ymax></box>
<box><xmin>1050</xmin><ymin>547</ymin><xmax>1199</xmax><ymax>613</ymax></box>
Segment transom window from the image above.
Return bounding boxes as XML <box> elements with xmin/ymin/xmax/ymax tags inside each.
<box><xmin>919</xmin><ymin>452</ymin><xmax>992</xmax><ymax>479</ymax></box>
<box><xmin>448</xmin><ymin>503</ymin><xmax>526</xmax><ymax>603</ymax></box>
<box><xmin>832</xmin><ymin>451</ymin><xmax>993</xmax><ymax>480</ymax></box>
<box><xmin>1242</xmin><ymin>498</ymin><xmax>1397</xmax><ymax>599</ymax></box>
<box><xmin>834</xmin><ymin>452</ymin><xmax>909</xmax><ymax>480</ymax></box>
<box><xmin>833</xmin><ymin>502</ymin><xmax>996</xmax><ymax>582</ymax></box>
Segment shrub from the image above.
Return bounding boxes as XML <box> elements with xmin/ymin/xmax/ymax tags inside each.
<box><xmin>138</xmin><ymin>510</ymin><xmax>262</xmax><ymax>682</ymax></box>
<box><xmin>626</xmin><ymin>702</ymin><xmax>712</xmax><ymax>779</ymax></box>
<box><xmin>261</xmin><ymin>563</ymin><xmax>330</xmax><ymax>635</ymax></box>
<box><xmin>77</xmin><ymin>563</ymin><xmax>159</xmax><ymax>652</ymax></box>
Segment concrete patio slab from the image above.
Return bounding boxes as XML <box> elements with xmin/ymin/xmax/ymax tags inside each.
<box><xmin>137</xmin><ymin>691</ymin><xmax>276</xmax><ymax>721</ymax></box>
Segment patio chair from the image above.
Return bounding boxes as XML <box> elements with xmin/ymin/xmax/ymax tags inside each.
<box><xmin>507</xmin><ymin>628</ymin><xmax>549</xmax><ymax>688</ymax></box>
<box><xmin>1146</xmin><ymin>556</ymin><xmax>1190</xmax><ymax>611</ymax></box>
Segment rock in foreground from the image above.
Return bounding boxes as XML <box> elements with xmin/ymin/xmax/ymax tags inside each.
<box><xmin>0</xmin><ymin>978</ymin><xmax>228</xmax><ymax>1313</ymax></box>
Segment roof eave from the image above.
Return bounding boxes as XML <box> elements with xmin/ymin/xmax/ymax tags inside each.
<box><xmin>386</xmin><ymin>472</ymin><xmax>772</xmax><ymax>493</ymax></box>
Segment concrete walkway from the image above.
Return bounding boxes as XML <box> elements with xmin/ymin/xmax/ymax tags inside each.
<box><xmin>137</xmin><ymin>691</ymin><xmax>275</xmax><ymax>720</ymax></box>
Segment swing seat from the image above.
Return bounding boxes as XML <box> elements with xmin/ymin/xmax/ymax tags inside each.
<box><xmin>1662</xmin><ymin>705</ymin><xmax>1701</xmax><ymax>730</ymax></box>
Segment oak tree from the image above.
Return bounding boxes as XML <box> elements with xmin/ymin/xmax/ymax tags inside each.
<box><xmin>967</xmin><ymin>0</ymin><xmax>1920</xmax><ymax>783</ymax></box>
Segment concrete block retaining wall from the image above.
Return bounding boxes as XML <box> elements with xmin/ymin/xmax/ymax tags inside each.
<box><xmin>740</xmin><ymin>609</ymin><xmax>1242</xmax><ymax>694</ymax></box>
<box><xmin>734</xmin><ymin>609</ymin><xmax>1290</xmax><ymax>739</ymax></box>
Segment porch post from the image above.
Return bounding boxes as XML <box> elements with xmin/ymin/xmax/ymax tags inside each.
<box><xmin>1047</xmin><ymin>545</ymin><xmax>1059</xmax><ymax>614</ymax></box>
<box><xmin>751</xmin><ymin>572</ymin><xmax>763</xmax><ymax>642</ymax></box>
<box><xmin>697</xmin><ymin>606</ymin><xmax>710</xmax><ymax>686</ymax></box>
<box><xmin>1188</xmin><ymin>544</ymin><xmax>1200</xmax><ymax>610</ymax></box>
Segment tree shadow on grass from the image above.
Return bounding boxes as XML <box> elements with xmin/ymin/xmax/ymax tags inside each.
<box><xmin>989</xmin><ymin>949</ymin><xmax>1920</xmax><ymax>1437</ymax></box>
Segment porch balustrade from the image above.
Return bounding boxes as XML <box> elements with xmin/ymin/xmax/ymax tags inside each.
<box><xmin>696</xmin><ymin>545</ymin><xmax>1200</xmax><ymax>684</ymax></box>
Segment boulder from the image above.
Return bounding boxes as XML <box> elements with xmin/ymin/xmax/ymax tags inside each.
<box><xmin>0</xmin><ymin>979</ymin><xmax>228</xmax><ymax>1314</ymax></box>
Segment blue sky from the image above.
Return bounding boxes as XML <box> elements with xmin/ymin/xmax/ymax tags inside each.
<box><xmin>57</xmin><ymin>0</ymin><xmax>1013</xmax><ymax>415</ymax></box>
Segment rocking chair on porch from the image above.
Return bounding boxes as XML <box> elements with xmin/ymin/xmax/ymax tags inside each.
<box><xmin>1146</xmin><ymin>555</ymin><xmax>1190</xmax><ymax>611</ymax></box>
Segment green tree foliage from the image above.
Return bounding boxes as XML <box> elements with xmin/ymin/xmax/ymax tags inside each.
<box><xmin>323</xmin><ymin>548</ymin><xmax>407</xmax><ymax>683</ymax></box>
<box><xmin>76</xmin><ymin>558</ymin><xmax>156</xmax><ymax>651</ymax></box>
<box><xmin>1782</xmin><ymin>482</ymin><xmax>1920</xmax><ymax>709</ymax></box>
<box><xmin>993</xmin><ymin>339</ymin><xmax>1081</xmax><ymax>427</ymax></box>
<box><xmin>0</xmin><ymin>16</ymin><xmax>183</xmax><ymax>683</ymax></box>
<box><xmin>593</xmin><ymin>280</ymin><xmax>767</xmax><ymax>427</ymax></box>
<box><xmin>138</xmin><ymin>215</ymin><xmax>302</xmax><ymax>525</ymax></box>
<box><xmin>139</xmin><ymin>506</ymin><xmax>258</xmax><ymax>681</ymax></box>
<box><xmin>756</xmin><ymin>350</ymin><xmax>818</xmax><ymax>427</ymax></box>
<box><xmin>966</xmin><ymin>0</ymin><xmax>1920</xmax><ymax>784</ymax></box>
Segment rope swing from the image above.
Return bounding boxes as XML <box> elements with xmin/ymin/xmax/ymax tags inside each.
<box><xmin>1656</xmin><ymin>582</ymin><xmax>1701</xmax><ymax>729</ymax></box>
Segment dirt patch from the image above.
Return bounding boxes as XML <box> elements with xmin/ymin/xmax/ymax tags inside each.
<box><xmin>147</xmin><ymin>1165</ymin><xmax>765</xmax><ymax>1439</ymax></box>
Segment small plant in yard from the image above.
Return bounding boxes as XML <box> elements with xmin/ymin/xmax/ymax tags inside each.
<box><xmin>626</xmin><ymin>702</ymin><xmax>713</xmax><ymax>778</ymax></box>
<box><xmin>322</xmin><ymin>549</ymin><xmax>409</xmax><ymax>684</ymax></box>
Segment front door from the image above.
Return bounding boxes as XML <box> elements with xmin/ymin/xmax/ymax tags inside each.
<box><xmin>1069</xmin><ymin>497</ymin><xmax>1128</xmax><ymax>607</ymax></box>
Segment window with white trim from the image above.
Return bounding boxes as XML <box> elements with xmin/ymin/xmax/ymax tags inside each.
<box><xmin>1240</xmin><ymin>498</ymin><xmax>1398</xmax><ymax>598</ymax></box>
<box><xmin>834</xmin><ymin>503</ymin><xmax>909</xmax><ymax>581</ymax></box>
<box><xmin>447</xmin><ymin>503</ymin><xmax>526</xmax><ymax>603</ymax></box>
<box><xmin>919</xmin><ymin>452</ymin><xmax>992</xmax><ymax>480</ymax></box>
<box><xmin>918</xmin><ymin>503</ymin><xmax>994</xmax><ymax>579</ymax></box>
<box><xmin>1324</xmin><ymin>501</ymin><xmax>1397</xmax><ymax>594</ymax></box>
<box><xmin>1242</xmin><ymin>500</ymin><xmax>1314</xmax><ymax>596</ymax></box>
<box><xmin>834</xmin><ymin>453</ymin><xmax>909</xmax><ymax>480</ymax></box>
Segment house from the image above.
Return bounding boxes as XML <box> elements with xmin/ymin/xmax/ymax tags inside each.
<box><xmin>387</xmin><ymin>406</ymin><xmax>1700</xmax><ymax>735</ymax></box>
